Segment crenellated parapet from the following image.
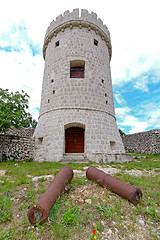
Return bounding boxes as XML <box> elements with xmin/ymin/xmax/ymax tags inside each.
<box><xmin>43</xmin><ymin>8</ymin><xmax>112</xmax><ymax>59</ymax></box>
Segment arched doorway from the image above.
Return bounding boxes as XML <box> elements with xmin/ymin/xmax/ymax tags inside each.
<box><xmin>65</xmin><ymin>127</ymin><xmax>84</xmax><ymax>153</ymax></box>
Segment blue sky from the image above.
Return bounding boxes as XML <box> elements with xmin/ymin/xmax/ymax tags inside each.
<box><xmin>0</xmin><ymin>0</ymin><xmax>160</xmax><ymax>134</ymax></box>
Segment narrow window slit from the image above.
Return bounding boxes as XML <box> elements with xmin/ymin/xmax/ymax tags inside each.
<box><xmin>110</xmin><ymin>141</ymin><xmax>116</xmax><ymax>150</ymax></box>
<box><xmin>94</xmin><ymin>39</ymin><xmax>98</xmax><ymax>46</ymax></box>
<box><xmin>38</xmin><ymin>137</ymin><xmax>43</xmax><ymax>145</ymax></box>
<box><xmin>55</xmin><ymin>41</ymin><xmax>59</xmax><ymax>47</ymax></box>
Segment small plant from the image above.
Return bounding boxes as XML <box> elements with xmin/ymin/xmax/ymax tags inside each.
<box><xmin>140</xmin><ymin>197</ymin><xmax>160</xmax><ymax>222</ymax></box>
<box><xmin>49</xmin><ymin>196</ymin><xmax>61</xmax><ymax>224</ymax></box>
<box><xmin>26</xmin><ymin>189</ymin><xmax>35</xmax><ymax>199</ymax></box>
<box><xmin>96</xmin><ymin>221</ymin><xmax>103</xmax><ymax>232</ymax></box>
<box><xmin>53</xmin><ymin>170</ymin><xmax>59</xmax><ymax>176</ymax></box>
<box><xmin>18</xmin><ymin>202</ymin><xmax>32</xmax><ymax>210</ymax></box>
<box><xmin>74</xmin><ymin>177</ymin><xmax>86</xmax><ymax>186</ymax></box>
<box><xmin>0</xmin><ymin>196</ymin><xmax>12</xmax><ymax>223</ymax></box>
<box><xmin>61</xmin><ymin>204</ymin><xmax>81</xmax><ymax>225</ymax></box>
<box><xmin>96</xmin><ymin>204</ymin><xmax>114</xmax><ymax>220</ymax></box>
<box><xmin>37</xmin><ymin>177</ymin><xmax>45</xmax><ymax>182</ymax></box>
<box><xmin>16</xmin><ymin>176</ymin><xmax>28</xmax><ymax>186</ymax></box>
<box><xmin>24</xmin><ymin>158</ymin><xmax>33</xmax><ymax>162</ymax></box>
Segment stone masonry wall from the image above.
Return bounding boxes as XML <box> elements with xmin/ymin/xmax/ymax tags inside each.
<box><xmin>0</xmin><ymin>127</ymin><xmax>160</xmax><ymax>160</ymax></box>
<box><xmin>0</xmin><ymin>127</ymin><xmax>35</xmax><ymax>161</ymax></box>
<box><xmin>121</xmin><ymin>129</ymin><xmax>160</xmax><ymax>154</ymax></box>
<box><xmin>34</xmin><ymin>8</ymin><xmax>125</xmax><ymax>162</ymax></box>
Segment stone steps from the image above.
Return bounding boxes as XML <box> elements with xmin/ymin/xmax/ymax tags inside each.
<box><xmin>61</xmin><ymin>153</ymin><xmax>89</xmax><ymax>163</ymax></box>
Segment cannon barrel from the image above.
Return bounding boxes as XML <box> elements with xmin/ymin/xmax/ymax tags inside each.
<box><xmin>28</xmin><ymin>166</ymin><xmax>73</xmax><ymax>225</ymax></box>
<box><xmin>86</xmin><ymin>166</ymin><xmax>142</xmax><ymax>204</ymax></box>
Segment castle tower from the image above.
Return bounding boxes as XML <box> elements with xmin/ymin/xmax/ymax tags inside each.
<box><xmin>34</xmin><ymin>9</ymin><xmax>126</xmax><ymax>162</ymax></box>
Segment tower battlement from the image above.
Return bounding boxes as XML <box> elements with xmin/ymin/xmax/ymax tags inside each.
<box><xmin>43</xmin><ymin>9</ymin><xmax>112</xmax><ymax>59</ymax></box>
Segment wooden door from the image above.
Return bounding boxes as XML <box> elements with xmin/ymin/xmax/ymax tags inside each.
<box><xmin>65</xmin><ymin>127</ymin><xmax>84</xmax><ymax>153</ymax></box>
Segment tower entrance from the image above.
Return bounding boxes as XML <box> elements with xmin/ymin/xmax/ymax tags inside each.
<box><xmin>65</xmin><ymin>127</ymin><xmax>84</xmax><ymax>153</ymax></box>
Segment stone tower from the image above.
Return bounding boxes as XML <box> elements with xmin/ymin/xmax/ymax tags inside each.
<box><xmin>34</xmin><ymin>9</ymin><xmax>127</xmax><ymax>162</ymax></box>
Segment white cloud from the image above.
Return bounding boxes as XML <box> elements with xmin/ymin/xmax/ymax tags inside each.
<box><xmin>115</xmin><ymin>107</ymin><xmax>131</xmax><ymax>117</ymax></box>
<box><xmin>110</xmin><ymin>0</ymin><xmax>160</xmax><ymax>89</ymax></box>
<box><xmin>0</xmin><ymin>50</ymin><xmax>43</xmax><ymax>92</ymax></box>
<box><xmin>146</xmin><ymin>108</ymin><xmax>160</xmax><ymax>127</ymax></box>
<box><xmin>115</xmin><ymin>102</ymin><xmax>160</xmax><ymax>134</ymax></box>
<box><xmin>0</xmin><ymin>19</ymin><xmax>44</xmax><ymax>121</ymax></box>
<box><xmin>116</xmin><ymin>108</ymin><xmax>149</xmax><ymax>134</ymax></box>
<box><xmin>128</xmin><ymin>122</ymin><xmax>149</xmax><ymax>134</ymax></box>
<box><xmin>112</xmin><ymin>54</ymin><xmax>160</xmax><ymax>89</ymax></box>
<box><xmin>137</xmin><ymin>102</ymin><xmax>160</xmax><ymax>124</ymax></box>
<box><xmin>114</xmin><ymin>93</ymin><xmax>126</xmax><ymax>105</ymax></box>
<box><xmin>134</xmin><ymin>76</ymin><xmax>149</xmax><ymax>92</ymax></box>
<box><xmin>30</xmin><ymin>107</ymin><xmax>40</xmax><ymax>121</ymax></box>
<box><xmin>0</xmin><ymin>0</ymin><xmax>160</xmax><ymax>130</ymax></box>
<box><xmin>0</xmin><ymin>48</ymin><xmax>43</xmax><ymax>120</ymax></box>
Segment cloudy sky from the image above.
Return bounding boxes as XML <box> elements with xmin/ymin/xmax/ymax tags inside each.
<box><xmin>0</xmin><ymin>0</ymin><xmax>160</xmax><ymax>134</ymax></box>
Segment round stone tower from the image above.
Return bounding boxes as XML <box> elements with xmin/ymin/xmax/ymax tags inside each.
<box><xmin>34</xmin><ymin>9</ymin><xmax>126</xmax><ymax>162</ymax></box>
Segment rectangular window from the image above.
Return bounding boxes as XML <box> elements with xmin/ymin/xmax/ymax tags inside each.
<box><xmin>70</xmin><ymin>67</ymin><xmax>84</xmax><ymax>78</ymax></box>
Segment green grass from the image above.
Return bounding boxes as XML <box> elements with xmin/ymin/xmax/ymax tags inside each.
<box><xmin>0</xmin><ymin>153</ymin><xmax>160</xmax><ymax>239</ymax></box>
<box><xmin>108</xmin><ymin>153</ymin><xmax>160</xmax><ymax>171</ymax></box>
<box><xmin>73</xmin><ymin>176</ymin><xmax>87</xmax><ymax>186</ymax></box>
<box><xmin>0</xmin><ymin>195</ymin><xmax>12</xmax><ymax>223</ymax></box>
<box><xmin>61</xmin><ymin>204</ymin><xmax>81</xmax><ymax>225</ymax></box>
<box><xmin>96</xmin><ymin>204</ymin><xmax>114</xmax><ymax>220</ymax></box>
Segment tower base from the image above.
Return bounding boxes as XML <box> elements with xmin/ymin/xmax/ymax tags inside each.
<box><xmin>90</xmin><ymin>153</ymin><xmax>133</xmax><ymax>163</ymax></box>
<box><xmin>61</xmin><ymin>153</ymin><xmax>132</xmax><ymax>163</ymax></box>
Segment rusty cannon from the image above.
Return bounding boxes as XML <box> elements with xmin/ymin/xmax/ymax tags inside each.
<box><xmin>86</xmin><ymin>166</ymin><xmax>142</xmax><ymax>204</ymax></box>
<box><xmin>28</xmin><ymin>166</ymin><xmax>73</xmax><ymax>225</ymax></box>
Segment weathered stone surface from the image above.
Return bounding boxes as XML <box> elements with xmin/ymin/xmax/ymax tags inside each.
<box><xmin>34</xmin><ymin>8</ymin><xmax>125</xmax><ymax>162</ymax></box>
<box><xmin>121</xmin><ymin>129</ymin><xmax>160</xmax><ymax>154</ymax></box>
<box><xmin>85</xmin><ymin>198</ymin><xmax>92</xmax><ymax>204</ymax></box>
<box><xmin>0</xmin><ymin>127</ymin><xmax>159</xmax><ymax>162</ymax></box>
<box><xmin>0</xmin><ymin>127</ymin><xmax>34</xmax><ymax>161</ymax></box>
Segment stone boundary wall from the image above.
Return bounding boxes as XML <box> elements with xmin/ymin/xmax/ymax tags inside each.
<box><xmin>0</xmin><ymin>127</ymin><xmax>35</xmax><ymax>161</ymax></box>
<box><xmin>0</xmin><ymin>127</ymin><xmax>160</xmax><ymax>161</ymax></box>
<box><xmin>121</xmin><ymin>129</ymin><xmax>160</xmax><ymax>154</ymax></box>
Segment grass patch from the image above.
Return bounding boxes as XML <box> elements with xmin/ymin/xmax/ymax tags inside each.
<box><xmin>122</xmin><ymin>153</ymin><xmax>160</xmax><ymax>170</ymax></box>
<box><xmin>0</xmin><ymin>153</ymin><xmax>160</xmax><ymax>239</ymax></box>
<box><xmin>61</xmin><ymin>204</ymin><xmax>81</xmax><ymax>225</ymax></box>
<box><xmin>0</xmin><ymin>195</ymin><xmax>12</xmax><ymax>223</ymax></box>
<box><xmin>96</xmin><ymin>204</ymin><xmax>114</xmax><ymax>220</ymax></box>
<box><xmin>73</xmin><ymin>177</ymin><xmax>86</xmax><ymax>186</ymax></box>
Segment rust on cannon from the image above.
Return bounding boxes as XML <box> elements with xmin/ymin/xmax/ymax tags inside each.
<box><xmin>28</xmin><ymin>166</ymin><xmax>73</xmax><ymax>225</ymax></box>
<box><xmin>86</xmin><ymin>166</ymin><xmax>142</xmax><ymax>204</ymax></box>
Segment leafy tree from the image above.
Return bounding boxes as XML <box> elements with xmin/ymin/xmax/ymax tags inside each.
<box><xmin>119</xmin><ymin>129</ymin><xmax>125</xmax><ymax>135</ymax></box>
<box><xmin>0</xmin><ymin>88</ymin><xmax>36</xmax><ymax>161</ymax></box>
